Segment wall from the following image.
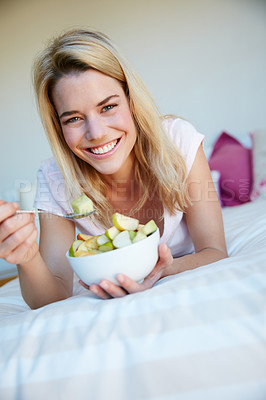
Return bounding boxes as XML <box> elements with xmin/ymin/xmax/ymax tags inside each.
<box><xmin>1</xmin><ymin>0</ymin><xmax>266</xmax><ymax>202</ymax></box>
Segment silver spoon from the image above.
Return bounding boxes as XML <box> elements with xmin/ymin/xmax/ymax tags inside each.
<box><xmin>16</xmin><ymin>209</ymin><xmax>96</xmax><ymax>220</ymax></box>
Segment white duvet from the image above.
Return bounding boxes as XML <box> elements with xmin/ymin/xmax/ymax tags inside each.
<box><xmin>0</xmin><ymin>199</ymin><xmax>265</xmax><ymax>400</ymax></box>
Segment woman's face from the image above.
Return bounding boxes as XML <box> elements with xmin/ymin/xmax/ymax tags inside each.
<box><xmin>52</xmin><ymin>69</ymin><xmax>137</xmax><ymax>180</ymax></box>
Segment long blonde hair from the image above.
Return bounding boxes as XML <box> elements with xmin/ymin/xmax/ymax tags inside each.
<box><xmin>33</xmin><ymin>28</ymin><xmax>190</xmax><ymax>227</ymax></box>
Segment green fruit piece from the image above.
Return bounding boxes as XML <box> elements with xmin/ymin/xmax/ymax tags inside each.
<box><xmin>112</xmin><ymin>212</ymin><xmax>139</xmax><ymax>231</ymax></box>
<box><xmin>98</xmin><ymin>242</ymin><xmax>114</xmax><ymax>252</ymax></box>
<box><xmin>96</xmin><ymin>234</ymin><xmax>109</xmax><ymax>246</ymax></box>
<box><xmin>140</xmin><ymin>220</ymin><xmax>157</xmax><ymax>236</ymax></box>
<box><xmin>105</xmin><ymin>225</ymin><xmax>120</xmax><ymax>240</ymax></box>
<box><xmin>129</xmin><ymin>230</ymin><xmax>137</xmax><ymax>241</ymax></box>
<box><xmin>69</xmin><ymin>240</ymin><xmax>83</xmax><ymax>257</ymax></box>
<box><xmin>71</xmin><ymin>195</ymin><xmax>94</xmax><ymax>215</ymax></box>
<box><xmin>112</xmin><ymin>230</ymin><xmax>132</xmax><ymax>248</ymax></box>
<box><xmin>132</xmin><ymin>231</ymin><xmax>147</xmax><ymax>244</ymax></box>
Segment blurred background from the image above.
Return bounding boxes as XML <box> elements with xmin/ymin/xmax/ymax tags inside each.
<box><xmin>1</xmin><ymin>0</ymin><xmax>266</xmax><ymax>203</ymax></box>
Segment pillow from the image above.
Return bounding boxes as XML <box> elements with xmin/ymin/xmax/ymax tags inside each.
<box><xmin>208</xmin><ymin>132</ymin><xmax>253</xmax><ymax>207</ymax></box>
<box><xmin>250</xmin><ymin>130</ymin><xmax>266</xmax><ymax>200</ymax></box>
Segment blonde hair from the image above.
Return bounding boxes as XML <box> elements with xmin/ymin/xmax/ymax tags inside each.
<box><xmin>33</xmin><ymin>28</ymin><xmax>190</xmax><ymax>227</ymax></box>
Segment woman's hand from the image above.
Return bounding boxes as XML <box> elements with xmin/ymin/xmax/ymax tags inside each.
<box><xmin>79</xmin><ymin>243</ymin><xmax>173</xmax><ymax>299</ymax></box>
<box><xmin>0</xmin><ymin>200</ymin><xmax>39</xmax><ymax>265</ymax></box>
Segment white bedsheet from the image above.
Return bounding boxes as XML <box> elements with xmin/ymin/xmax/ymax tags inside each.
<box><xmin>0</xmin><ymin>199</ymin><xmax>265</xmax><ymax>400</ymax></box>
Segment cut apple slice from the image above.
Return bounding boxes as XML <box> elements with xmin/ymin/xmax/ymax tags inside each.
<box><xmin>112</xmin><ymin>230</ymin><xmax>132</xmax><ymax>248</ymax></box>
<box><xmin>71</xmin><ymin>194</ymin><xmax>94</xmax><ymax>215</ymax></box>
<box><xmin>68</xmin><ymin>215</ymin><xmax>159</xmax><ymax>258</ymax></box>
<box><xmin>77</xmin><ymin>233</ymin><xmax>93</xmax><ymax>241</ymax></box>
<box><xmin>98</xmin><ymin>242</ymin><xmax>114</xmax><ymax>252</ymax></box>
<box><xmin>112</xmin><ymin>213</ymin><xmax>139</xmax><ymax>231</ymax></box>
<box><xmin>129</xmin><ymin>230</ymin><xmax>137</xmax><ymax>241</ymax></box>
<box><xmin>74</xmin><ymin>249</ymin><xmax>101</xmax><ymax>257</ymax></box>
<box><xmin>140</xmin><ymin>220</ymin><xmax>157</xmax><ymax>236</ymax></box>
<box><xmin>132</xmin><ymin>231</ymin><xmax>147</xmax><ymax>243</ymax></box>
<box><xmin>96</xmin><ymin>234</ymin><xmax>109</xmax><ymax>246</ymax></box>
<box><xmin>78</xmin><ymin>236</ymin><xmax>99</xmax><ymax>252</ymax></box>
<box><xmin>105</xmin><ymin>225</ymin><xmax>120</xmax><ymax>240</ymax></box>
<box><xmin>69</xmin><ymin>240</ymin><xmax>83</xmax><ymax>257</ymax></box>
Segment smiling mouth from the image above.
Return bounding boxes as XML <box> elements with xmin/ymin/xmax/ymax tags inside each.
<box><xmin>88</xmin><ymin>139</ymin><xmax>120</xmax><ymax>155</ymax></box>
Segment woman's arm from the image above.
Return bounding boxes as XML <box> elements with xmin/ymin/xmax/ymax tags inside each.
<box><xmin>0</xmin><ymin>201</ymin><xmax>75</xmax><ymax>308</ymax></box>
<box><xmin>18</xmin><ymin>213</ymin><xmax>76</xmax><ymax>308</ymax></box>
<box><xmin>160</xmin><ymin>143</ymin><xmax>227</xmax><ymax>278</ymax></box>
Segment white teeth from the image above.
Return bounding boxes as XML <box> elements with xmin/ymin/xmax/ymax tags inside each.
<box><xmin>90</xmin><ymin>140</ymin><xmax>117</xmax><ymax>154</ymax></box>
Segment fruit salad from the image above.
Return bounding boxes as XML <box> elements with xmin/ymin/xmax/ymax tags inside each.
<box><xmin>69</xmin><ymin>213</ymin><xmax>158</xmax><ymax>257</ymax></box>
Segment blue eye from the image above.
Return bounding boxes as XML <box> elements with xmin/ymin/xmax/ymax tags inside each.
<box><xmin>102</xmin><ymin>104</ymin><xmax>116</xmax><ymax>112</ymax></box>
<box><xmin>64</xmin><ymin>117</ymin><xmax>80</xmax><ymax>125</ymax></box>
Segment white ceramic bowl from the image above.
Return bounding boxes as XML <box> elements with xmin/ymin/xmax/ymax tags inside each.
<box><xmin>66</xmin><ymin>229</ymin><xmax>160</xmax><ymax>285</ymax></box>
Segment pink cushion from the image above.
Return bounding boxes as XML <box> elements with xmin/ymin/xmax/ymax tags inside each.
<box><xmin>208</xmin><ymin>132</ymin><xmax>253</xmax><ymax>207</ymax></box>
<box><xmin>250</xmin><ymin>130</ymin><xmax>266</xmax><ymax>200</ymax></box>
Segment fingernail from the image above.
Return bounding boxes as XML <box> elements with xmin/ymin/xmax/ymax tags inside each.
<box><xmin>117</xmin><ymin>274</ymin><xmax>125</xmax><ymax>284</ymax></box>
<box><xmin>101</xmin><ymin>281</ymin><xmax>109</xmax><ymax>290</ymax></box>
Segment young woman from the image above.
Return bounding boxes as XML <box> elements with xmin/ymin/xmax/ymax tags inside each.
<box><xmin>0</xmin><ymin>29</ymin><xmax>227</xmax><ymax>308</ymax></box>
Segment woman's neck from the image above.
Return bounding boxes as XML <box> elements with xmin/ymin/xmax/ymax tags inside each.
<box><xmin>101</xmin><ymin>159</ymin><xmax>141</xmax><ymax>213</ymax></box>
<box><xmin>101</xmin><ymin>152</ymin><xmax>136</xmax><ymax>199</ymax></box>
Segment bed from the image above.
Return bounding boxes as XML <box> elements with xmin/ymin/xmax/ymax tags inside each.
<box><xmin>0</xmin><ymin>197</ymin><xmax>265</xmax><ymax>400</ymax></box>
<box><xmin>1</xmin><ymin>127</ymin><xmax>266</xmax><ymax>399</ymax></box>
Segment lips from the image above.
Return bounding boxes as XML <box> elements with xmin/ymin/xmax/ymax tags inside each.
<box><xmin>85</xmin><ymin>138</ymin><xmax>121</xmax><ymax>157</ymax></box>
<box><xmin>89</xmin><ymin>139</ymin><xmax>118</xmax><ymax>154</ymax></box>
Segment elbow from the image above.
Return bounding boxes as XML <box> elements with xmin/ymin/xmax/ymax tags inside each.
<box><xmin>24</xmin><ymin>293</ymin><xmax>71</xmax><ymax>310</ymax></box>
<box><xmin>197</xmin><ymin>246</ymin><xmax>228</xmax><ymax>263</ymax></box>
<box><xmin>217</xmin><ymin>249</ymin><xmax>228</xmax><ymax>261</ymax></box>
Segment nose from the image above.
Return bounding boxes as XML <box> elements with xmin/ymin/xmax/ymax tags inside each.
<box><xmin>85</xmin><ymin>115</ymin><xmax>107</xmax><ymax>141</ymax></box>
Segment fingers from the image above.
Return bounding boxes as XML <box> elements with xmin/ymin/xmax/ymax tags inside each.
<box><xmin>157</xmin><ymin>243</ymin><xmax>173</xmax><ymax>267</ymax></box>
<box><xmin>78</xmin><ymin>243</ymin><xmax>173</xmax><ymax>300</ymax></box>
<box><xmin>116</xmin><ymin>274</ymin><xmax>146</xmax><ymax>293</ymax></box>
<box><xmin>6</xmin><ymin>228</ymin><xmax>39</xmax><ymax>265</ymax></box>
<box><xmin>90</xmin><ymin>283</ymin><xmax>113</xmax><ymax>299</ymax></box>
<box><xmin>1</xmin><ymin>221</ymin><xmax>38</xmax><ymax>264</ymax></box>
<box><xmin>79</xmin><ymin>278</ymin><xmax>130</xmax><ymax>299</ymax></box>
<box><xmin>92</xmin><ymin>280</ymin><xmax>128</xmax><ymax>299</ymax></box>
<box><xmin>0</xmin><ymin>201</ymin><xmax>38</xmax><ymax>264</ymax></box>
<box><xmin>0</xmin><ymin>202</ymin><xmax>19</xmax><ymax>224</ymax></box>
<box><xmin>0</xmin><ymin>206</ymin><xmax>34</xmax><ymax>243</ymax></box>
<box><xmin>78</xmin><ymin>280</ymin><xmax>112</xmax><ymax>299</ymax></box>
<box><xmin>0</xmin><ymin>213</ymin><xmax>36</xmax><ymax>246</ymax></box>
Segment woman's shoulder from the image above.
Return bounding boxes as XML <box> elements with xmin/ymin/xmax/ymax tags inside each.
<box><xmin>38</xmin><ymin>157</ymin><xmax>64</xmax><ymax>182</ymax></box>
<box><xmin>162</xmin><ymin>116</ymin><xmax>202</xmax><ymax>140</ymax></box>
<box><xmin>163</xmin><ymin>116</ymin><xmax>204</xmax><ymax>146</ymax></box>
<box><xmin>162</xmin><ymin>116</ymin><xmax>205</xmax><ymax>173</ymax></box>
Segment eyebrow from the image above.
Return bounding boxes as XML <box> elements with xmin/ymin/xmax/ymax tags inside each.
<box><xmin>59</xmin><ymin>94</ymin><xmax>120</xmax><ymax>119</ymax></box>
<box><xmin>97</xmin><ymin>94</ymin><xmax>120</xmax><ymax>107</ymax></box>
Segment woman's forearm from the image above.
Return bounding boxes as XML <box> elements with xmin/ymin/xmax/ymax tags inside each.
<box><xmin>161</xmin><ymin>247</ymin><xmax>228</xmax><ymax>278</ymax></box>
<box><xmin>17</xmin><ymin>251</ymin><xmax>72</xmax><ymax>309</ymax></box>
